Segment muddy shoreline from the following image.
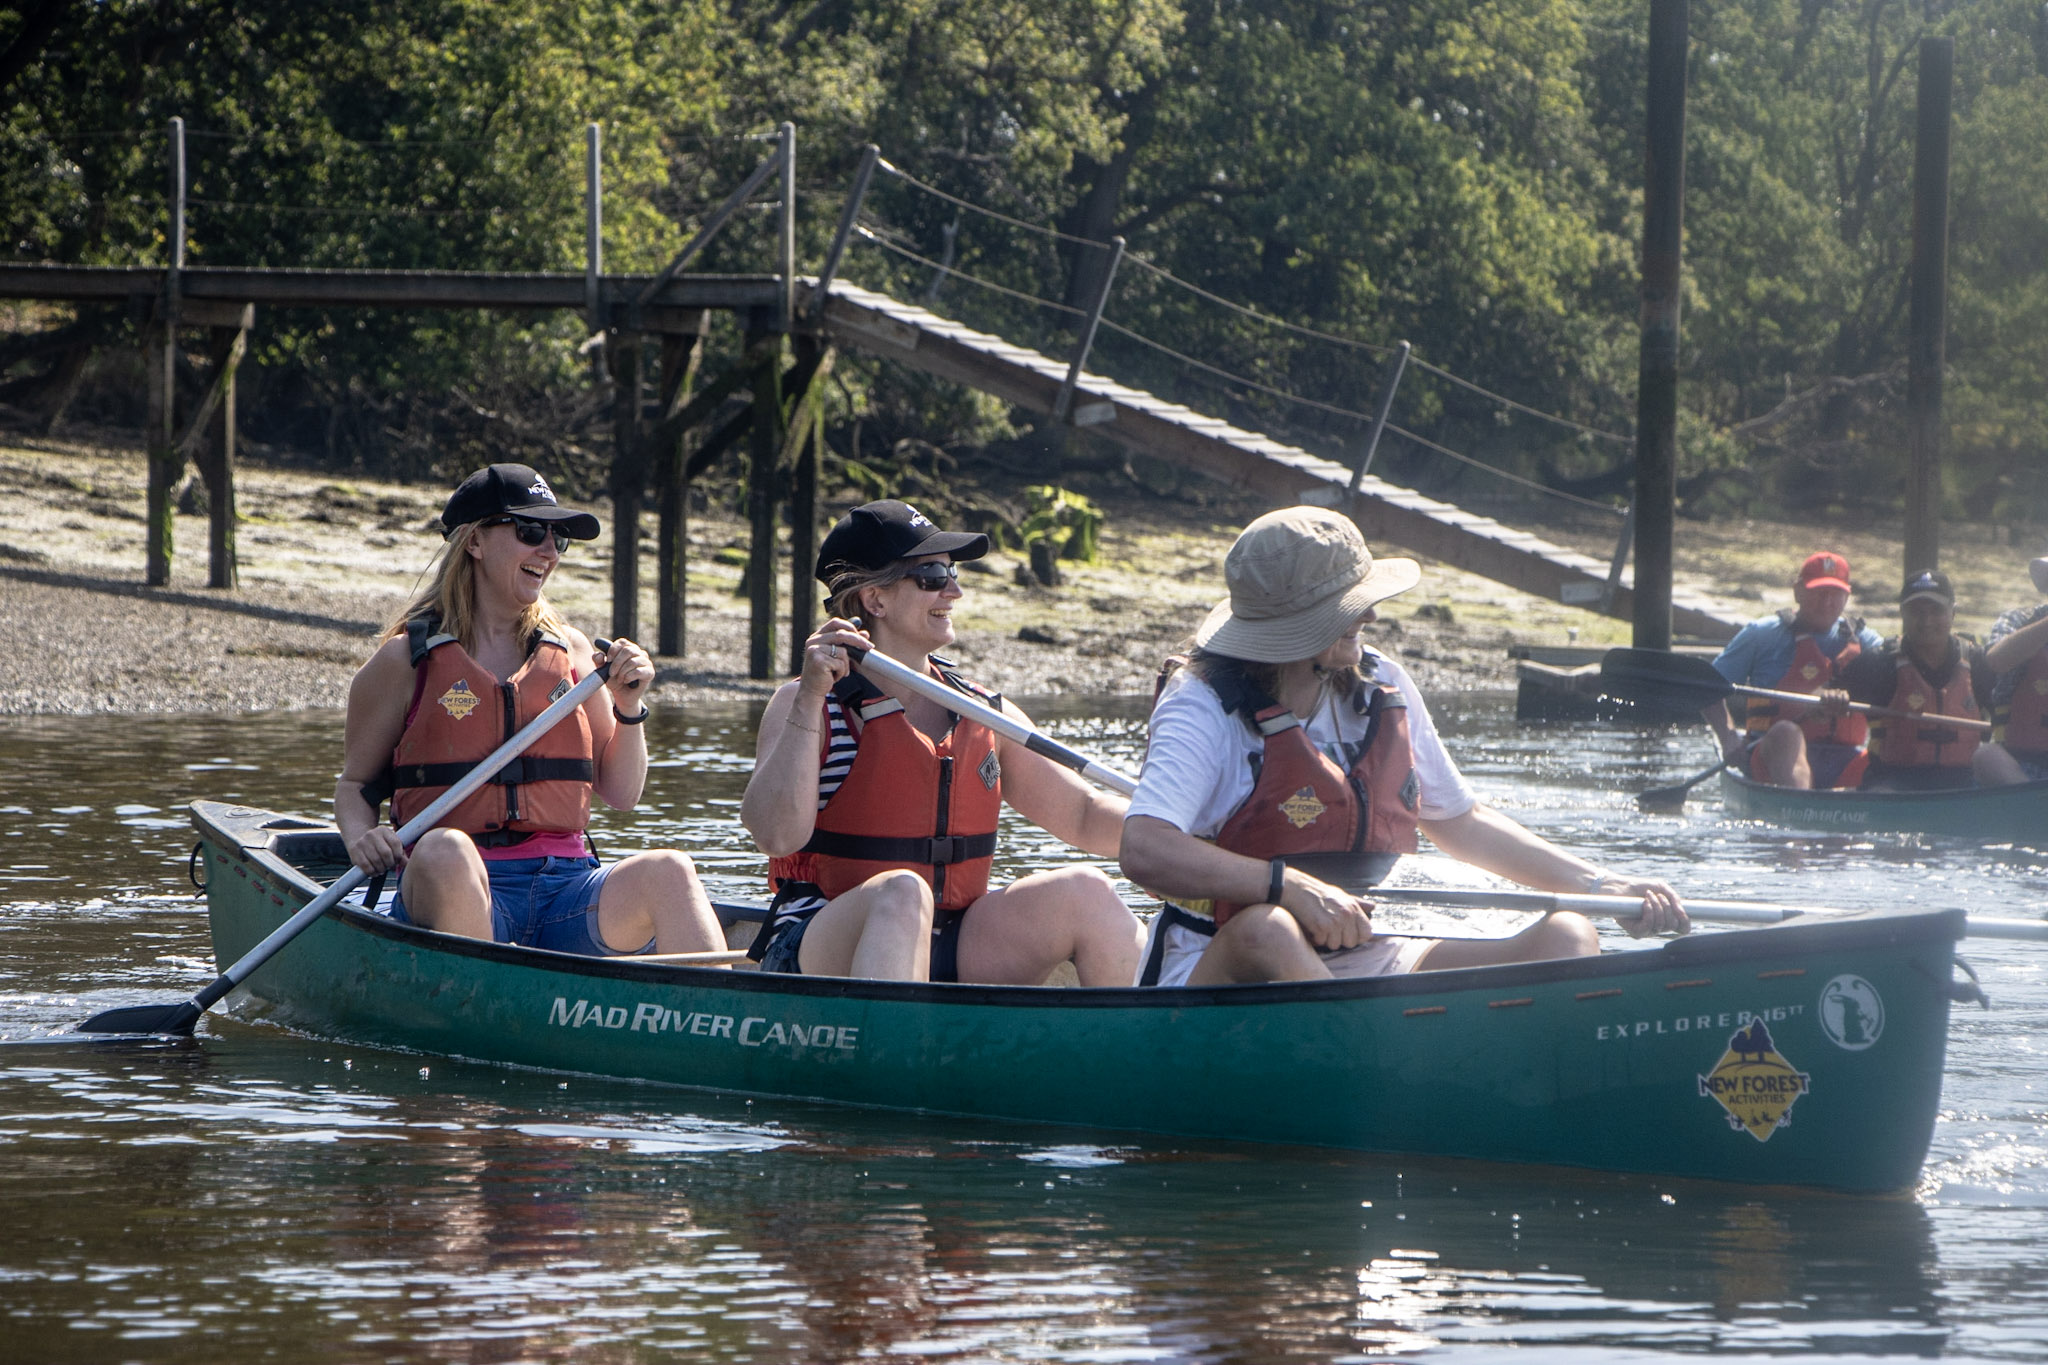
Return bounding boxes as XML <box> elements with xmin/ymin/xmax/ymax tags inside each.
<box><xmin>7</xmin><ymin>432</ymin><xmax>2021</xmax><ymax>718</ymax></box>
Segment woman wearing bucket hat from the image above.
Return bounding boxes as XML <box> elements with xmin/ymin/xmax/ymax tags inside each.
<box><xmin>741</xmin><ymin>499</ymin><xmax>1143</xmax><ymax>984</ymax></box>
<box><xmin>333</xmin><ymin>463</ymin><xmax>724</xmax><ymax>959</ymax></box>
<box><xmin>1120</xmin><ymin>506</ymin><xmax>1687</xmax><ymax>987</ymax></box>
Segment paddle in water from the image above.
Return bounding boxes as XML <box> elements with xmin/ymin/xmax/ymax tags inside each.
<box><xmin>1635</xmin><ymin>758</ymin><xmax>1728</xmax><ymax>812</ymax></box>
<box><xmin>74</xmin><ymin>641</ymin><xmax>619</xmax><ymax>1036</ymax></box>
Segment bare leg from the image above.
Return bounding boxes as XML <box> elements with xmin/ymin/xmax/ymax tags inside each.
<box><xmin>1186</xmin><ymin>903</ymin><xmax>1330</xmax><ymax>984</ymax></box>
<box><xmin>797</xmin><ymin>869</ymin><xmax>934</xmax><ymax>981</ymax></box>
<box><xmin>1411</xmin><ymin>912</ymin><xmax>1599</xmax><ymax>972</ymax></box>
<box><xmin>1974</xmin><ymin>742</ymin><xmax>2029</xmax><ymax>787</ymax></box>
<box><xmin>954</xmin><ymin>864</ymin><xmax>1144</xmax><ymax>986</ymax></box>
<box><xmin>1753</xmin><ymin>721</ymin><xmax>1813</xmax><ymax>789</ymax></box>
<box><xmin>397</xmin><ymin>828</ymin><xmax>493</xmax><ymax>939</ymax></box>
<box><xmin>594</xmin><ymin>849</ymin><xmax>724</xmax><ymax>955</ymax></box>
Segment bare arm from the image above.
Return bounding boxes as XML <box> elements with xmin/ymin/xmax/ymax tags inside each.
<box><xmin>335</xmin><ymin>637</ymin><xmax>416</xmax><ymax>875</ymax></box>
<box><xmin>1985</xmin><ymin>612</ymin><xmax>2048</xmax><ymax>674</ymax></box>
<box><xmin>1420</xmin><ymin>803</ymin><xmax>1688</xmax><ymax>936</ymax></box>
<box><xmin>1119</xmin><ymin>814</ymin><xmax>1374</xmax><ymax>951</ymax></box>
<box><xmin>991</xmin><ymin>699</ymin><xmax>1127</xmax><ymax>859</ymax></box>
<box><xmin>1701</xmin><ymin>698</ymin><xmax>1744</xmax><ymax>761</ymax></box>
<box><xmin>570</xmin><ymin>630</ymin><xmax>654</xmax><ymax>811</ymax></box>
<box><xmin>740</xmin><ymin>616</ymin><xmax>870</xmax><ymax>856</ymax></box>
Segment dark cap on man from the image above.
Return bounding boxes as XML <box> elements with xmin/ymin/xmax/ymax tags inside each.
<box><xmin>815</xmin><ymin>500</ymin><xmax>989</xmax><ymax>583</ymax></box>
<box><xmin>440</xmin><ymin>463</ymin><xmax>601</xmax><ymax>541</ymax></box>
<box><xmin>1899</xmin><ymin>568</ymin><xmax>1954</xmax><ymax>607</ymax></box>
<box><xmin>1796</xmin><ymin>551</ymin><xmax>1852</xmax><ymax>592</ymax></box>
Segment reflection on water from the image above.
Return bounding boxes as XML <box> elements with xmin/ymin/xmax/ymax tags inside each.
<box><xmin>1</xmin><ymin>698</ymin><xmax>2045</xmax><ymax>1361</ymax></box>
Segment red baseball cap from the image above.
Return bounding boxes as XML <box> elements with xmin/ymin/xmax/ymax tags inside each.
<box><xmin>1795</xmin><ymin>551</ymin><xmax>1852</xmax><ymax>592</ymax></box>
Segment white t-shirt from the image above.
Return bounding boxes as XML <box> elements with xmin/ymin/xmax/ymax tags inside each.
<box><xmin>1127</xmin><ymin>648</ymin><xmax>1476</xmax><ymax>838</ymax></box>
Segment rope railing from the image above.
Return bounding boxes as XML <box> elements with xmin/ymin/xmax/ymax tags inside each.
<box><xmin>854</xmin><ymin>225</ymin><xmax>1087</xmax><ymax>318</ymax></box>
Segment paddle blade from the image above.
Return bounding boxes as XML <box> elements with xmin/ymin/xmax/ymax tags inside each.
<box><xmin>74</xmin><ymin>999</ymin><xmax>205</xmax><ymax>1037</ymax></box>
<box><xmin>1635</xmin><ymin>785</ymin><xmax>1693</xmax><ymax>813</ymax></box>
<box><xmin>1599</xmin><ymin>647</ymin><xmax>1732</xmax><ymax>706</ymax></box>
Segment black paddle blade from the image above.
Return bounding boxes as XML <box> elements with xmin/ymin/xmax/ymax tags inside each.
<box><xmin>1599</xmin><ymin>646</ymin><xmax>1733</xmax><ymax>706</ymax></box>
<box><xmin>1635</xmin><ymin>761</ymin><xmax>1727</xmax><ymax>812</ymax></box>
<box><xmin>74</xmin><ymin>999</ymin><xmax>205</xmax><ymax>1037</ymax></box>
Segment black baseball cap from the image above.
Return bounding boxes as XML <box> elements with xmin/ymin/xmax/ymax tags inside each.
<box><xmin>1899</xmin><ymin>568</ymin><xmax>1955</xmax><ymax>606</ymax></box>
<box><xmin>814</xmin><ymin>500</ymin><xmax>989</xmax><ymax>583</ymax></box>
<box><xmin>440</xmin><ymin>463</ymin><xmax>601</xmax><ymax>541</ymax></box>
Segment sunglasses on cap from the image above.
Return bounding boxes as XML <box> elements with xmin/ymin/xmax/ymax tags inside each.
<box><xmin>483</xmin><ymin>515</ymin><xmax>571</xmax><ymax>554</ymax></box>
<box><xmin>902</xmin><ymin>562</ymin><xmax>959</xmax><ymax>592</ymax></box>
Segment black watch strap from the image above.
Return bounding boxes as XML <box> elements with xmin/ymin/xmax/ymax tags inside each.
<box><xmin>613</xmin><ymin>703</ymin><xmax>648</xmax><ymax>725</ymax></box>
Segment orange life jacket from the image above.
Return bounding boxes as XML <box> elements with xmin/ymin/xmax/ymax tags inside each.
<box><xmin>1869</xmin><ymin>649</ymin><xmax>1981</xmax><ymax>770</ymax></box>
<box><xmin>768</xmin><ymin>665</ymin><xmax>1003</xmax><ymax>913</ymax></box>
<box><xmin>1744</xmin><ymin>619</ymin><xmax>1866</xmax><ymax>747</ymax></box>
<box><xmin>1198</xmin><ymin>664</ymin><xmax>1420</xmax><ymax>926</ymax></box>
<box><xmin>1995</xmin><ymin>644</ymin><xmax>2048</xmax><ymax>754</ymax></box>
<box><xmin>384</xmin><ymin>616</ymin><xmax>593</xmax><ymax>842</ymax></box>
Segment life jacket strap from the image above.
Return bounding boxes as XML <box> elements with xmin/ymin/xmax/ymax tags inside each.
<box><xmin>388</xmin><ymin>756</ymin><xmax>595</xmax><ymax>790</ymax></box>
<box><xmin>799</xmin><ymin>830</ymin><xmax>999</xmax><ymax>865</ymax></box>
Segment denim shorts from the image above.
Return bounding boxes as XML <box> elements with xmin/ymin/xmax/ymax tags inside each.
<box><xmin>390</xmin><ymin>855</ymin><xmax>647</xmax><ymax>956</ymax></box>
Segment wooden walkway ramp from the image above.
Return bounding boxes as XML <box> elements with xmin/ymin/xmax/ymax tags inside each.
<box><xmin>810</xmin><ymin>280</ymin><xmax>1745</xmax><ymax>642</ymax></box>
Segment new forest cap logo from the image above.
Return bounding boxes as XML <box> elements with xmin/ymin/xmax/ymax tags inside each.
<box><xmin>1698</xmin><ymin>1019</ymin><xmax>1810</xmax><ymax>1142</ymax></box>
<box><xmin>529</xmin><ymin>474</ymin><xmax>558</xmax><ymax>502</ymax></box>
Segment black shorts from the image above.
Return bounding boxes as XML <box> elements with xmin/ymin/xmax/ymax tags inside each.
<box><xmin>750</xmin><ymin>880</ymin><xmax>967</xmax><ymax>982</ymax></box>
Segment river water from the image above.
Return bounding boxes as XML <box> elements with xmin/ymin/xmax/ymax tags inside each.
<box><xmin>1</xmin><ymin>695</ymin><xmax>2044</xmax><ymax>1363</ymax></box>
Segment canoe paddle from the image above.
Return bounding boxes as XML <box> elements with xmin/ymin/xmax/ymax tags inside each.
<box><xmin>846</xmin><ymin>641</ymin><xmax>1138</xmax><ymax>796</ymax></box>
<box><xmin>1600</xmin><ymin>646</ymin><xmax>1991</xmax><ymax>732</ymax></box>
<box><xmin>1635</xmin><ymin>759</ymin><xmax>1729</xmax><ymax>812</ymax></box>
<box><xmin>849</xmin><ymin>643</ymin><xmax>2048</xmax><ymax>940</ymax></box>
<box><xmin>75</xmin><ymin>641</ymin><xmax>622</xmax><ymax>1036</ymax></box>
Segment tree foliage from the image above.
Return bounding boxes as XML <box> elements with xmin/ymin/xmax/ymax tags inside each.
<box><xmin>3</xmin><ymin>0</ymin><xmax>2048</xmax><ymax>527</ymax></box>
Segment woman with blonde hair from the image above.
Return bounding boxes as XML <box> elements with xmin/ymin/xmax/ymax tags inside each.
<box><xmin>334</xmin><ymin>463</ymin><xmax>721</xmax><ymax>957</ymax></box>
<box><xmin>742</xmin><ymin>499</ymin><xmax>1142</xmax><ymax>983</ymax></box>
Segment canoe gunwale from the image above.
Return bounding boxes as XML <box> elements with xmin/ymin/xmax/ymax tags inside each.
<box><xmin>193</xmin><ymin>799</ymin><xmax>1967</xmax><ymax>1011</ymax></box>
<box><xmin>1720</xmin><ymin>768</ymin><xmax>2048</xmax><ymax>809</ymax></box>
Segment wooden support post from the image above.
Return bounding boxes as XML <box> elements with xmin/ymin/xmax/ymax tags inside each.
<box><xmin>745</xmin><ymin>317</ymin><xmax>785</xmax><ymax>679</ymax></box>
<box><xmin>1905</xmin><ymin>36</ymin><xmax>1953</xmax><ymax>577</ymax></box>
<box><xmin>655</xmin><ymin>325</ymin><xmax>705</xmax><ymax>658</ymax></box>
<box><xmin>785</xmin><ymin>338</ymin><xmax>836</xmax><ymax>674</ymax></box>
<box><xmin>609</xmin><ymin>331</ymin><xmax>645</xmax><ymax>642</ymax></box>
<box><xmin>146</xmin><ymin>116</ymin><xmax>187</xmax><ymax>588</ymax></box>
<box><xmin>1631</xmin><ymin>0</ymin><xmax>1688</xmax><ymax>653</ymax></box>
<box><xmin>184</xmin><ymin>310</ymin><xmax>252</xmax><ymax>588</ymax></box>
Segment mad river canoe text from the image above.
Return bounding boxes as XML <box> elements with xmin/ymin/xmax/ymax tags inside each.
<box><xmin>549</xmin><ymin>998</ymin><xmax>859</xmax><ymax>1051</ymax></box>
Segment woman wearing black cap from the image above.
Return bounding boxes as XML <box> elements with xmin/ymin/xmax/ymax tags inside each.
<box><xmin>741</xmin><ymin>499</ymin><xmax>1143</xmax><ymax>983</ymax></box>
<box><xmin>332</xmin><ymin>463</ymin><xmax>724</xmax><ymax>958</ymax></box>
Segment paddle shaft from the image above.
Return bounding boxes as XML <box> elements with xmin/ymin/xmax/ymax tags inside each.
<box><xmin>1373</xmin><ymin>885</ymin><xmax>2047</xmax><ymax>942</ymax></box>
<box><xmin>846</xmin><ymin>643</ymin><xmax>1139</xmax><ymax>796</ymax></box>
<box><xmin>1727</xmin><ymin>680</ymin><xmax>1990</xmax><ymax>733</ymax></box>
<box><xmin>156</xmin><ymin>645</ymin><xmax>614</xmax><ymax>1023</ymax></box>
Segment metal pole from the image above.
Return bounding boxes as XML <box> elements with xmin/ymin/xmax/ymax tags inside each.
<box><xmin>778</xmin><ymin>121</ymin><xmax>796</xmax><ymax>334</ymax></box>
<box><xmin>811</xmin><ymin>144</ymin><xmax>879</xmax><ymax>322</ymax></box>
<box><xmin>585</xmin><ymin>122</ymin><xmax>602</xmax><ymax>335</ymax></box>
<box><xmin>1600</xmin><ymin>495</ymin><xmax>1636</xmax><ymax>616</ymax></box>
<box><xmin>1631</xmin><ymin>0</ymin><xmax>1688</xmax><ymax>653</ymax></box>
<box><xmin>1052</xmin><ymin>235</ymin><xmax>1124</xmax><ymax>423</ymax></box>
<box><xmin>1348</xmin><ymin>340</ymin><xmax>1410</xmax><ymax>490</ymax></box>
<box><xmin>1905</xmin><ymin>36</ymin><xmax>1953</xmax><ymax>577</ymax></box>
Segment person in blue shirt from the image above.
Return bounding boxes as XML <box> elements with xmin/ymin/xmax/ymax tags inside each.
<box><xmin>1703</xmin><ymin>552</ymin><xmax>1883</xmax><ymax>788</ymax></box>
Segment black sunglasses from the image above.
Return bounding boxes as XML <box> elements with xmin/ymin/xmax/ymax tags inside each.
<box><xmin>903</xmin><ymin>562</ymin><xmax>959</xmax><ymax>592</ymax></box>
<box><xmin>484</xmin><ymin>515</ymin><xmax>570</xmax><ymax>553</ymax></box>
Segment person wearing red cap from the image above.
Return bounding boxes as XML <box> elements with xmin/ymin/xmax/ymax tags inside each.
<box><xmin>1702</xmin><ymin>552</ymin><xmax>1882</xmax><ymax>788</ymax></box>
<box><xmin>741</xmin><ymin>500</ymin><xmax>1142</xmax><ymax>985</ymax></box>
<box><xmin>334</xmin><ymin>464</ymin><xmax>724</xmax><ymax>958</ymax></box>
<box><xmin>1975</xmin><ymin>556</ymin><xmax>2048</xmax><ymax>785</ymax></box>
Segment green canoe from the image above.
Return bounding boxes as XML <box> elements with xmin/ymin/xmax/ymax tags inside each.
<box><xmin>194</xmin><ymin>800</ymin><xmax>1965</xmax><ymax>1194</ymax></box>
<box><xmin>1719</xmin><ymin>768</ymin><xmax>2048</xmax><ymax>842</ymax></box>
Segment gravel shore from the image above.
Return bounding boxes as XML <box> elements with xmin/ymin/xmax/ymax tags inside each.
<box><xmin>0</xmin><ymin>434</ymin><xmax>1783</xmax><ymax>718</ymax></box>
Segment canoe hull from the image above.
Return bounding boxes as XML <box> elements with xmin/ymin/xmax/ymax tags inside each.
<box><xmin>195</xmin><ymin>801</ymin><xmax>1960</xmax><ymax>1193</ymax></box>
<box><xmin>1720</xmin><ymin>768</ymin><xmax>2048</xmax><ymax>842</ymax></box>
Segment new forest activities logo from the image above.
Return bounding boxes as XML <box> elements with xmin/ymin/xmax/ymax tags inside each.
<box><xmin>438</xmin><ymin>679</ymin><xmax>481</xmax><ymax>720</ymax></box>
<box><xmin>1698</xmin><ymin>1019</ymin><xmax>1811</xmax><ymax>1142</ymax></box>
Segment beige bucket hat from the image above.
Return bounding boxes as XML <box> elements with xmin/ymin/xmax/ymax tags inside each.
<box><xmin>1193</xmin><ymin>506</ymin><xmax>1420</xmax><ymax>663</ymax></box>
